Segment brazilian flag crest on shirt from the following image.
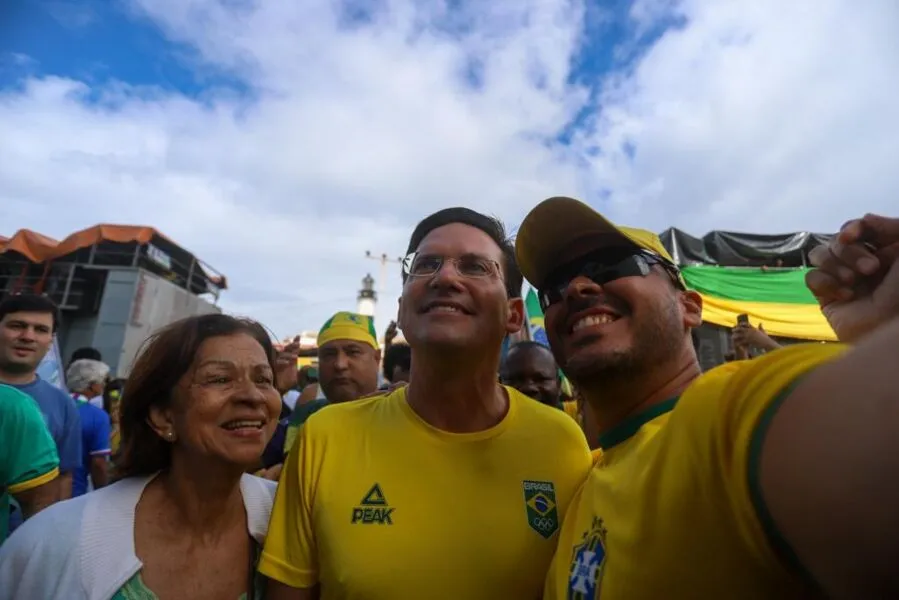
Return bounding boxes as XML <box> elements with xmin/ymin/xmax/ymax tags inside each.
<box><xmin>523</xmin><ymin>480</ymin><xmax>559</xmax><ymax>539</ymax></box>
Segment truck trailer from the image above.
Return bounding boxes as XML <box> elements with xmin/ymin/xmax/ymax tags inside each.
<box><xmin>0</xmin><ymin>224</ymin><xmax>226</xmax><ymax>376</ymax></box>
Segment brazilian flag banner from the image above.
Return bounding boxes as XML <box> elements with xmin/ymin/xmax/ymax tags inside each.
<box><xmin>525</xmin><ymin>289</ymin><xmax>549</xmax><ymax>346</ymax></box>
<box><xmin>524</xmin><ymin>289</ymin><xmax>575</xmax><ymax>397</ymax></box>
<box><xmin>681</xmin><ymin>266</ymin><xmax>836</xmax><ymax>341</ymax></box>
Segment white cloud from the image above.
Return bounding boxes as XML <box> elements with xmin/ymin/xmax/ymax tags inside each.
<box><xmin>575</xmin><ymin>0</ymin><xmax>899</xmax><ymax>233</ymax></box>
<box><xmin>1</xmin><ymin>0</ymin><xmax>897</xmax><ymax>337</ymax></box>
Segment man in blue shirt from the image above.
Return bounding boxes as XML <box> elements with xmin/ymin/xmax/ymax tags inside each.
<box><xmin>0</xmin><ymin>294</ymin><xmax>81</xmax><ymax>502</ymax></box>
<box><xmin>65</xmin><ymin>359</ymin><xmax>112</xmax><ymax>496</ymax></box>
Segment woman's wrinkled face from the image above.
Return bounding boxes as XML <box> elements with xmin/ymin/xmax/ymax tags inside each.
<box><xmin>165</xmin><ymin>333</ymin><xmax>282</xmax><ymax>469</ymax></box>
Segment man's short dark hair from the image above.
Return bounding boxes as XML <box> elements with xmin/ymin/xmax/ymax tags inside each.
<box><xmin>0</xmin><ymin>293</ymin><xmax>60</xmax><ymax>332</ymax></box>
<box><xmin>503</xmin><ymin>340</ymin><xmax>555</xmax><ymax>365</ymax></box>
<box><xmin>69</xmin><ymin>346</ymin><xmax>102</xmax><ymax>366</ymax></box>
<box><xmin>404</xmin><ymin>207</ymin><xmax>523</xmax><ymax>299</ymax></box>
<box><xmin>501</xmin><ymin>341</ymin><xmax>559</xmax><ymax>379</ymax></box>
<box><xmin>383</xmin><ymin>342</ymin><xmax>411</xmax><ymax>381</ymax></box>
<box><xmin>507</xmin><ymin>340</ymin><xmax>554</xmax><ymax>355</ymax></box>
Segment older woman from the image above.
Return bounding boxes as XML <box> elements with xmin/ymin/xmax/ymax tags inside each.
<box><xmin>66</xmin><ymin>358</ymin><xmax>113</xmax><ymax>497</ymax></box>
<box><xmin>0</xmin><ymin>314</ymin><xmax>283</xmax><ymax>600</ymax></box>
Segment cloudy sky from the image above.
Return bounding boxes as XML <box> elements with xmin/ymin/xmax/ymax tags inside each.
<box><xmin>2</xmin><ymin>0</ymin><xmax>897</xmax><ymax>339</ymax></box>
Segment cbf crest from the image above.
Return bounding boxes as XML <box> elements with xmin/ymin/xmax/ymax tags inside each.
<box><xmin>522</xmin><ymin>480</ymin><xmax>559</xmax><ymax>539</ymax></box>
<box><xmin>567</xmin><ymin>516</ymin><xmax>607</xmax><ymax>600</ymax></box>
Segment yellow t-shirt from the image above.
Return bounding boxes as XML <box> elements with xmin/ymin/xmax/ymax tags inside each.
<box><xmin>259</xmin><ymin>385</ymin><xmax>592</xmax><ymax>599</ymax></box>
<box><xmin>544</xmin><ymin>343</ymin><xmax>847</xmax><ymax>600</ymax></box>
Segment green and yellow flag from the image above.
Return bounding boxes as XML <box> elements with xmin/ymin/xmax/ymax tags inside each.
<box><xmin>681</xmin><ymin>266</ymin><xmax>835</xmax><ymax>341</ymax></box>
<box><xmin>523</xmin><ymin>289</ymin><xmax>575</xmax><ymax>396</ymax></box>
<box><xmin>524</xmin><ymin>289</ymin><xmax>549</xmax><ymax>346</ymax></box>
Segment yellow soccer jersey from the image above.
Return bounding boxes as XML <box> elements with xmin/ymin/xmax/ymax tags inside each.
<box><xmin>259</xmin><ymin>385</ymin><xmax>592</xmax><ymax>599</ymax></box>
<box><xmin>545</xmin><ymin>342</ymin><xmax>847</xmax><ymax>600</ymax></box>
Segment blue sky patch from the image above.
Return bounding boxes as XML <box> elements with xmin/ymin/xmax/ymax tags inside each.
<box><xmin>0</xmin><ymin>0</ymin><xmax>683</xmax><ymax>137</ymax></box>
<box><xmin>0</xmin><ymin>0</ymin><xmax>251</xmax><ymax>100</ymax></box>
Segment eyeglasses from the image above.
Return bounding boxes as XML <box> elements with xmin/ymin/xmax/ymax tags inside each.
<box><xmin>538</xmin><ymin>250</ymin><xmax>682</xmax><ymax>312</ymax></box>
<box><xmin>403</xmin><ymin>253</ymin><xmax>501</xmax><ymax>279</ymax></box>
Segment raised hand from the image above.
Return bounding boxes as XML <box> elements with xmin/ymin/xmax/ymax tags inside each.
<box><xmin>732</xmin><ymin>322</ymin><xmax>780</xmax><ymax>352</ymax></box>
<box><xmin>806</xmin><ymin>214</ymin><xmax>899</xmax><ymax>343</ymax></box>
<box><xmin>275</xmin><ymin>341</ymin><xmax>300</xmax><ymax>394</ymax></box>
<box><xmin>384</xmin><ymin>320</ymin><xmax>398</xmax><ymax>346</ymax></box>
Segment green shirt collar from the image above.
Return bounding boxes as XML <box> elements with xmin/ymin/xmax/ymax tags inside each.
<box><xmin>597</xmin><ymin>396</ymin><xmax>679</xmax><ymax>450</ymax></box>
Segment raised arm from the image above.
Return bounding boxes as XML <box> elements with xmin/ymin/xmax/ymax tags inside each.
<box><xmin>758</xmin><ymin>213</ymin><xmax>899</xmax><ymax>598</ymax></box>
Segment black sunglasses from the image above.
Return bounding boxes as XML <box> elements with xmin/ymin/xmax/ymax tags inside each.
<box><xmin>538</xmin><ymin>250</ymin><xmax>681</xmax><ymax>312</ymax></box>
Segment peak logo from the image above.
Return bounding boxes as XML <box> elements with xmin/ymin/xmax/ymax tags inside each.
<box><xmin>351</xmin><ymin>483</ymin><xmax>394</xmax><ymax>525</ymax></box>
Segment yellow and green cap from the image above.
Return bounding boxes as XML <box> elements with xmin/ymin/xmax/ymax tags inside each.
<box><xmin>317</xmin><ymin>311</ymin><xmax>378</xmax><ymax>349</ymax></box>
<box><xmin>515</xmin><ymin>196</ymin><xmax>684</xmax><ymax>289</ymax></box>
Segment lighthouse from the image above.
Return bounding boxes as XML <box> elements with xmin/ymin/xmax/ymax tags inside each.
<box><xmin>357</xmin><ymin>273</ymin><xmax>376</xmax><ymax>317</ymax></box>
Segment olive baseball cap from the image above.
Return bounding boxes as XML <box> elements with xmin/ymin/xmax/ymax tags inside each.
<box><xmin>515</xmin><ymin>196</ymin><xmax>682</xmax><ymax>289</ymax></box>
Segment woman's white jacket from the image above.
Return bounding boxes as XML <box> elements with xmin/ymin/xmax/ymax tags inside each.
<box><xmin>0</xmin><ymin>473</ymin><xmax>276</xmax><ymax>600</ymax></box>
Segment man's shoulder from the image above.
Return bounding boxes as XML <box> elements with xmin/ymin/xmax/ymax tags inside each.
<box><xmin>288</xmin><ymin>398</ymin><xmax>328</xmax><ymax>425</ymax></box>
<box><xmin>685</xmin><ymin>342</ymin><xmax>848</xmax><ymax>402</ymax></box>
<box><xmin>509</xmin><ymin>388</ymin><xmax>585</xmax><ymax>439</ymax></box>
<box><xmin>304</xmin><ymin>391</ymin><xmax>396</xmax><ymax>432</ymax></box>
<box><xmin>668</xmin><ymin>342</ymin><xmax>850</xmax><ymax>439</ymax></box>
<box><xmin>26</xmin><ymin>378</ymin><xmax>73</xmax><ymax>405</ymax></box>
<box><xmin>0</xmin><ymin>384</ymin><xmax>40</xmax><ymax>416</ymax></box>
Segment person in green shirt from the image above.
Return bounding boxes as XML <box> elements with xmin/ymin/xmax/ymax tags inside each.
<box><xmin>0</xmin><ymin>384</ymin><xmax>60</xmax><ymax>542</ymax></box>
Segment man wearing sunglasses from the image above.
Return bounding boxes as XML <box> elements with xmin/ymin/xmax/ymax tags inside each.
<box><xmin>262</xmin><ymin>207</ymin><xmax>592</xmax><ymax>600</ymax></box>
<box><xmin>516</xmin><ymin>197</ymin><xmax>899</xmax><ymax>599</ymax></box>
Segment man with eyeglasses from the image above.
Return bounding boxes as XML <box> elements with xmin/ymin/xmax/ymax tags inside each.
<box><xmin>261</xmin><ymin>207</ymin><xmax>592</xmax><ymax>600</ymax></box>
<box><xmin>516</xmin><ymin>197</ymin><xmax>899</xmax><ymax>599</ymax></box>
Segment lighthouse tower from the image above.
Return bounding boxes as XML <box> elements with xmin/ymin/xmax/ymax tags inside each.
<box><xmin>357</xmin><ymin>273</ymin><xmax>377</xmax><ymax>317</ymax></box>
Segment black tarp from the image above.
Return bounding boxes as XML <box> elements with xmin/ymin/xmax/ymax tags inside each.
<box><xmin>659</xmin><ymin>228</ymin><xmax>834</xmax><ymax>267</ymax></box>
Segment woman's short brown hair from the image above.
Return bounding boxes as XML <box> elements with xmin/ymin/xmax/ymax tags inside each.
<box><xmin>116</xmin><ymin>313</ymin><xmax>276</xmax><ymax>479</ymax></box>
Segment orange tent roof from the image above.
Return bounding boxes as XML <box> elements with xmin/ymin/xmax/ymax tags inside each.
<box><xmin>0</xmin><ymin>225</ymin><xmax>156</xmax><ymax>263</ymax></box>
<box><xmin>0</xmin><ymin>224</ymin><xmax>225</xmax><ymax>288</ymax></box>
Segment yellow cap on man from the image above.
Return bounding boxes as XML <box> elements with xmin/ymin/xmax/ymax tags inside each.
<box><xmin>317</xmin><ymin>311</ymin><xmax>379</xmax><ymax>350</ymax></box>
<box><xmin>515</xmin><ymin>196</ymin><xmax>684</xmax><ymax>289</ymax></box>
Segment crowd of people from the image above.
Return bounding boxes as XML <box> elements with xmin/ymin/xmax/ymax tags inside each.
<box><xmin>0</xmin><ymin>196</ymin><xmax>897</xmax><ymax>599</ymax></box>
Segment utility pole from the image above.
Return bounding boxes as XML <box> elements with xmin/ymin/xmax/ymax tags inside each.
<box><xmin>364</xmin><ymin>251</ymin><xmax>403</xmax><ymax>299</ymax></box>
